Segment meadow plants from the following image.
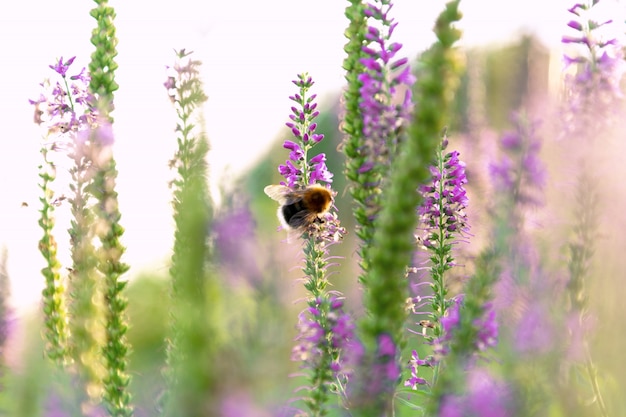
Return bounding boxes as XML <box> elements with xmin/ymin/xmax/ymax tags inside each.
<box><xmin>2</xmin><ymin>0</ymin><xmax>625</xmax><ymax>416</ymax></box>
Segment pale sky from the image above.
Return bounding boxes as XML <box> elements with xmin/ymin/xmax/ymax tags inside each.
<box><xmin>0</xmin><ymin>0</ymin><xmax>622</xmax><ymax>310</ymax></box>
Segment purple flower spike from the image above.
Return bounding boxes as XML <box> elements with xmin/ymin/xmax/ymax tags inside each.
<box><xmin>357</xmin><ymin>0</ymin><xmax>414</xmax><ymax>183</ymax></box>
<box><xmin>292</xmin><ymin>295</ymin><xmax>354</xmax><ymax>379</ymax></box>
<box><xmin>561</xmin><ymin>0</ymin><xmax>625</xmax><ymax>136</ymax></box>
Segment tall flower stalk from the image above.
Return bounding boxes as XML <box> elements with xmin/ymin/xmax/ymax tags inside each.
<box><xmin>344</xmin><ymin>1</ymin><xmax>463</xmax><ymax>415</ymax></box>
<box><xmin>31</xmin><ymin>54</ymin><xmax>109</xmax><ymax>412</ymax></box>
<box><xmin>87</xmin><ymin>1</ymin><xmax>132</xmax><ymax>415</ymax></box>
<box><xmin>342</xmin><ymin>0</ymin><xmax>414</xmax><ymax>283</ymax></box>
<box><xmin>162</xmin><ymin>49</ymin><xmax>218</xmax><ymax>416</ymax></box>
<box><xmin>271</xmin><ymin>73</ymin><xmax>348</xmax><ymax>416</ymax></box>
<box><xmin>558</xmin><ymin>2</ymin><xmax>624</xmax><ymax>415</ymax></box>
<box><xmin>63</xmin><ymin>60</ymin><xmax>105</xmax><ymax>404</ymax></box>
<box><xmin>417</xmin><ymin>137</ymin><xmax>470</xmax><ymax>342</ymax></box>
<box><xmin>31</xmin><ymin>56</ymin><xmax>99</xmax><ymax>366</ymax></box>
<box><xmin>341</xmin><ymin>0</ymin><xmax>414</xmax><ymax>411</ymax></box>
<box><xmin>404</xmin><ymin>135</ymin><xmax>471</xmax><ymax>392</ymax></box>
<box><xmin>426</xmin><ymin>112</ymin><xmax>543</xmax><ymax>414</ymax></box>
<box><xmin>425</xmin><ymin>243</ymin><xmax>502</xmax><ymax>415</ymax></box>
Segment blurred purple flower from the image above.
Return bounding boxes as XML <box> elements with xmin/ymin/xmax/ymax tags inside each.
<box><xmin>465</xmin><ymin>368</ymin><xmax>511</xmax><ymax>417</ymax></box>
<box><xmin>439</xmin><ymin>396</ymin><xmax>463</xmax><ymax>417</ymax></box>
<box><xmin>44</xmin><ymin>392</ymin><xmax>66</xmax><ymax>417</ymax></box>
<box><xmin>514</xmin><ymin>304</ymin><xmax>555</xmax><ymax>355</ymax></box>
<box><xmin>489</xmin><ymin>113</ymin><xmax>545</xmax><ymax>207</ymax></box>
<box><xmin>474</xmin><ymin>304</ymin><xmax>498</xmax><ymax>351</ymax></box>
<box><xmin>220</xmin><ymin>392</ymin><xmax>271</xmax><ymax>417</ymax></box>
<box><xmin>439</xmin><ymin>369</ymin><xmax>511</xmax><ymax>417</ymax></box>
<box><xmin>213</xmin><ymin>205</ymin><xmax>261</xmax><ymax>285</ymax></box>
<box><xmin>347</xmin><ymin>334</ymin><xmax>400</xmax><ymax>405</ymax></box>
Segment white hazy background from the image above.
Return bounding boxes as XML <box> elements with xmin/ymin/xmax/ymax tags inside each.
<box><xmin>0</xmin><ymin>0</ymin><xmax>618</xmax><ymax>311</ymax></box>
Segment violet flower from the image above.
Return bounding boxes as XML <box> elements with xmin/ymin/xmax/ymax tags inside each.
<box><xmin>213</xmin><ymin>204</ymin><xmax>261</xmax><ymax>286</ymax></box>
<box><xmin>30</xmin><ymin>57</ymin><xmax>96</xmax><ymax>148</ymax></box>
<box><xmin>439</xmin><ymin>368</ymin><xmax>511</xmax><ymax>417</ymax></box>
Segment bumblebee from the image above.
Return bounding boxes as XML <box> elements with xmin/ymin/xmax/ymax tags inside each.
<box><xmin>264</xmin><ymin>184</ymin><xmax>333</xmax><ymax>231</ymax></box>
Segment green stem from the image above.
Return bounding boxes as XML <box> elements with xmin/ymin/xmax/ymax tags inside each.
<box><xmin>38</xmin><ymin>147</ymin><xmax>70</xmax><ymax>365</ymax></box>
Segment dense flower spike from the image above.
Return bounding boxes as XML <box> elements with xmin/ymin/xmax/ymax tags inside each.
<box><xmin>86</xmin><ymin>2</ymin><xmax>133</xmax><ymax>415</ymax></box>
<box><xmin>278</xmin><ymin>74</ymin><xmax>333</xmax><ymax>189</ymax></box>
<box><xmin>37</xmin><ymin>145</ymin><xmax>71</xmax><ymax>364</ymax></box>
<box><xmin>342</xmin><ymin>0</ymin><xmax>414</xmax><ymax>287</ymax></box>
<box><xmin>404</xmin><ymin>136</ymin><xmax>472</xmax><ymax>390</ymax></box>
<box><xmin>347</xmin><ymin>1</ymin><xmax>464</xmax><ymax>415</ymax></box>
<box><xmin>272</xmin><ymin>74</ymin><xmax>347</xmax><ymax>416</ymax></box>
<box><xmin>275</xmin><ymin>73</ymin><xmax>343</xmax><ymax>240</ymax></box>
<box><xmin>417</xmin><ymin>138</ymin><xmax>470</xmax><ymax>325</ymax></box>
<box><xmin>358</xmin><ymin>3</ymin><xmax>414</xmax><ymax>168</ymax></box>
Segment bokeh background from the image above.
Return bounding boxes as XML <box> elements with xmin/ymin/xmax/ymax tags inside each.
<box><xmin>0</xmin><ymin>0</ymin><xmax>597</xmax><ymax>308</ymax></box>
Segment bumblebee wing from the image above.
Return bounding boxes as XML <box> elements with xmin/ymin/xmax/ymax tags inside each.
<box><xmin>264</xmin><ymin>185</ymin><xmax>291</xmax><ymax>203</ymax></box>
<box><xmin>287</xmin><ymin>210</ymin><xmax>318</xmax><ymax>230</ymax></box>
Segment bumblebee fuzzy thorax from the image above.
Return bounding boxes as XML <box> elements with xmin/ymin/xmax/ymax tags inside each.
<box><xmin>264</xmin><ymin>184</ymin><xmax>334</xmax><ymax>231</ymax></box>
<box><xmin>301</xmin><ymin>185</ymin><xmax>333</xmax><ymax>214</ymax></box>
